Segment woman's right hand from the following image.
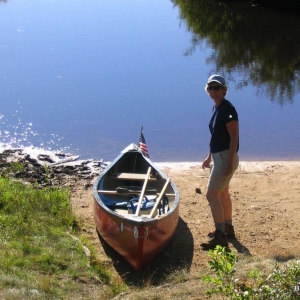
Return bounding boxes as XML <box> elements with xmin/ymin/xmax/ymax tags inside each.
<box><xmin>202</xmin><ymin>155</ymin><xmax>211</xmax><ymax>169</ymax></box>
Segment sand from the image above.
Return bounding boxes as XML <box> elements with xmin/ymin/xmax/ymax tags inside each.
<box><xmin>71</xmin><ymin>160</ymin><xmax>300</xmax><ymax>278</ymax></box>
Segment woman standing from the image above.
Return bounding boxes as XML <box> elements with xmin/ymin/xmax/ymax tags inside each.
<box><xmin>200</xmin><ymin>75</ymin><xmax>239</xmax><ymax>250</ymax></box>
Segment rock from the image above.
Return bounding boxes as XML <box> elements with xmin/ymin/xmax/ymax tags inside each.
<box><xmin>195</xmin><ymin>187</ymin><xmax>202</xmax><ymax>194</ymax></box>
<box><xmin>0</xmin><ymin>147</ymin><xmax>107</xmax><ymax>188</ymax></box>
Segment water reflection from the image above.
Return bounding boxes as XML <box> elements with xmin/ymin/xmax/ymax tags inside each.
<box><xmin>171</xmin><ymin>0</ymin><xmax>300</xmax><ymax>105</ymax></box>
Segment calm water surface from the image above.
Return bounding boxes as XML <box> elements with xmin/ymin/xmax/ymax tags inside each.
<box><xmin>1</xmin><ymin>0</ymin><xmax>300</xmax><ymax>162</ymax></box>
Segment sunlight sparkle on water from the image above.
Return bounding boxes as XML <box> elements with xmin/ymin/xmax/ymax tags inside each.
<box><xmin>0</xmin><ymin>108</ymin><xmax>73</xmax><ymax>155</ymax></box>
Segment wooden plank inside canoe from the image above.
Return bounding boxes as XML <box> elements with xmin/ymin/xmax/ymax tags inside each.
<box><xmin>112</xmin><ymin>172</ymin><xmax>156</xmax><ymax>181</ymax></box>
<box><xmin>98</xmin><ymin>189</ymin><xmax>175</xmax><ymax>197</ymax></box>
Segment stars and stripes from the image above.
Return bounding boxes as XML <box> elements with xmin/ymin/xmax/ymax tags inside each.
<box><xmin>139</xmin><ymin>129</ymin><xmax>149</xmax><ymax>158</ymax></box>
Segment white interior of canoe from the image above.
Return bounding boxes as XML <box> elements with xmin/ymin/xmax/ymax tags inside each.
<box><xmin>96</xmin><ymin>150</ymin><xmax>178</xmax><ymax>219</ymax></box>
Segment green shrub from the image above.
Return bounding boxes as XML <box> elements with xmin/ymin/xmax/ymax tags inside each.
<box><xmin>202</xmin><ymin>245</ymin><xmax>300</xmax><ymax>299</ymax></box>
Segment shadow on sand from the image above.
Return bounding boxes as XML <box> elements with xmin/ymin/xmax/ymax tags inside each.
<box><xmin>229</xmin><ymin>238</ymin><xmax>251</xmax><ymax>256</ymax></box>
<box><xmin>97</xmin><ymin>216</ymin><xmax>194</xmax><ymax>286</ymax></box>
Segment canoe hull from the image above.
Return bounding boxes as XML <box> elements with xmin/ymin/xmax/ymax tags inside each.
<box><xmin>93</xmin><ymin>200</ymin><xmax>179</xmax><ymax>270</ymax></box>
<box><xmin>93</xmin><ymin>144</ymin><xmax>180</xmax><ymax>270</ymax></box>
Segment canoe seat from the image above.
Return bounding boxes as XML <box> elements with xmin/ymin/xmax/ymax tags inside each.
<box><xmin>111</xmin><ymin>173</ymin><xmax>157</xmax><ymax>181</ymax></box>
<box><xmin>98</xmin><ymin>186</ymin><xmax>157</xmax><ymax>195</ymax></box>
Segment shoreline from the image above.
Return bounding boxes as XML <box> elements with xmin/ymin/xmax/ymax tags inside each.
<box><xmin>154</xmin><ymin>160</ymin><xmax>300</xmax><ymax>172</ymax></box>
<box><xmin>1</xmin><ymin>146</ymin><xmax>300</xmax><ymax>174</ymax></box>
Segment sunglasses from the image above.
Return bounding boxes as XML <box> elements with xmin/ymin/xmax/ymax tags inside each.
<box><xmin>207</xmin><ymin>85</ymin><xmax>222</xmax><ymax>91</ymax></box>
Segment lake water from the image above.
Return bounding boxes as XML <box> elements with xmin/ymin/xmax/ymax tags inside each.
<box><xmin>1</xmin><ymin>0</ymin><xmax>300</xmax><ymax>162</ymax></box>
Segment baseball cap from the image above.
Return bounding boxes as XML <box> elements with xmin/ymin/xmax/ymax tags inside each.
<box><xmin>207</xmin><ymin>75</ymin><xmax>226</xmax><ymax>85</ymax></box>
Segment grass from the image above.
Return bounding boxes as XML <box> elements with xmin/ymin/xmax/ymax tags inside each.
<box><xmin>0</xmin><ymin>175</ymin><xmax>125</xmax><ymax>299</ymax></box>
<box><xmin>1</xmin><ymin>165</ymin><xmax>299</xmax><ymax>299</ymax></box>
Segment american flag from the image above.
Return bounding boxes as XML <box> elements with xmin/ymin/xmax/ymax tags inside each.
<box><xmin>139</xmin><ymin>129</ymin><xmax>149</xmax><ymax>158</ymax></box>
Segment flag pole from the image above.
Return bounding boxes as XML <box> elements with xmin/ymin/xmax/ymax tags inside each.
<box><xmin>134</xmin><ymin>126</ymin><xmax>143</xmax><ymax>172</ymax></box>
<box><xmin>139</xmin><ymin>126</ymin><xmax>143</xmax><ymax>144</ymax></box>
<box><xmin>138</xmin><ymin>126</ymin><xmax>149</xmax><ymax>158</ymax></box>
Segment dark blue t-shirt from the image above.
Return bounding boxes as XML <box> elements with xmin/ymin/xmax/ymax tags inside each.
<box><xmin>209</xmin><ymin>99</ymin><xmax>239</xmax><ymax>153</ymax></box>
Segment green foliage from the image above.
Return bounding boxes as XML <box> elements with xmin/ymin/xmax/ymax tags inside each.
<box><xmin>0</xmin><ymin>176</ymin><xmax>117</xmax><ymax>299</ymax></box>
<box><xmin>10</xmin><ymin>161</ymin><xmax>26</xmax><ymax>173</ymax></box>
<box><xmin>202</xmin><ymin>245</ymin><xmax>300</xmax><ymax>299</ymax></box>
<box><xmin>0</xmin><ymin>161</ymin><xmax>26</xmax><ymax>178</ymax></box>
<box><xmin>202</xmin><ymin>246</ymin><xmax>238</xmax><ymax>298</ymax></box>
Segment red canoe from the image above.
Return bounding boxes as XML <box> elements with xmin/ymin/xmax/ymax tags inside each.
<box><xmin>93</xmin><ymin>143</ymin><xmax>180</xmax><ymax>270</ymax></box>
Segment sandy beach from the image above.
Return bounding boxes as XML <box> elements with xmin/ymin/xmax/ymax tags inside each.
<box><xmin>70</xmin><ymin>160</ymin><xmax>300</xmax><ymax>278</ymax></box>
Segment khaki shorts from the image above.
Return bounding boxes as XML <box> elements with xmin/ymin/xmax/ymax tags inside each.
<box><xmin>208</xmin><ymin>150</ymin><xmax>239</xmax><ymax>191</ymax></box>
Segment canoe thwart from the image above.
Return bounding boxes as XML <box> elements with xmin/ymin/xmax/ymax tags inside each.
<box><xmin>116</xmin><ymin>186</ymin><xmax>157</xmax><ymax>195</ymax></box>
<box><xmin>111</xmin><ymin>172</ymin><xmax>157</xmax><ymax>181</ymax></box>
<box><xmin>97</xmin><ymin>189</ymin><xmax>175</xmax><ymax>197</ymax></box>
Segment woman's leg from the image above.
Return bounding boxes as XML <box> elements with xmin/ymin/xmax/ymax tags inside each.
<box><xmin>220</xmin><ymin>187</ymin><xmax>231</xmax><ymax>221</ymax></box>
<box><xmin>206</xmin><ymin>188</ymin><xmax>224</xmax><ymax>224</ymax></box>
<box><xmin>220</xmin><ymin>186</ymin><xmax>236</xmax><ymax>238</ymax></box>
<box><xmin>201</xmin><ymin>188</ymin><xmax>228</xmax><ymax>249</ymax></box>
